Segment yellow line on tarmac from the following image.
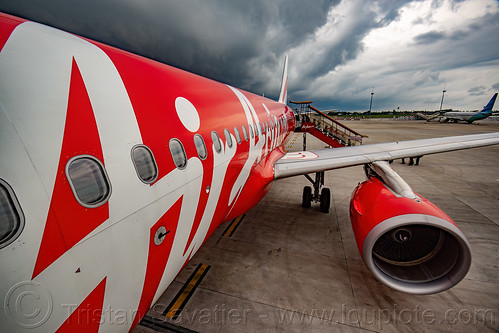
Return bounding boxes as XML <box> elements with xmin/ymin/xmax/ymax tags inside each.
<box><xmin>223</xmin><ymin>215</ymin><xmax>245</xmax><ymax>237</ymax></box>
<box><xmin>286</xmin><ymin>133</ymin><xmax>300</xmax><ymax>152</ymax></box>
<box><xmin>163</xmin><ymin>264</ymin><xmax>211</xmax><ymax>319</ymax></box>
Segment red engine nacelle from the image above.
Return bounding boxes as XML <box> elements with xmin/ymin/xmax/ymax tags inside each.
<box><xmin>350</xmin><ymin>176</ymin><xmax>471</xmax><ymax>294</ymax></box>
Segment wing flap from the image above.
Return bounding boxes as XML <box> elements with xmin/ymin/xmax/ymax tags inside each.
<box><xmin>274</xmin><ymin>132</ymin><xmax>499</xmax><ymax>179</ymax></box>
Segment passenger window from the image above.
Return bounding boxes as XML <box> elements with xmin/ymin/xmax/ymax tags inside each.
<box><xmin>67</xmin><ymin>156</ymin><xmax>111</xmax><ymax>207</ymax></box>
<box><xmin>234</xmin><ymin>127</ymin><xmax>241</xmax><ymax>144</ymax></box>
<box><xmin>242</xmin><ymin>125</ymin><xmax>248</xmax><ymax>141</ymax></box>
<box><xmin>169</xmin><ymin>139</ymin><xmax>187</xmax><ymax>169</ymax></box>
<box><xmin>211</xmin><ymin>131</ymin><xmax>222</xmax><ymax>153</ymax></box>
<box><xmin>194</xmin><ymin>134</ymin><xmax>207</xmax><ymax>160</ymax></box>
<box><xmin>0</xmin><ymin>179</ymin><xmax>24</xmax><ymax>249</ymax></box>
<box><xmin>132</xmin><ymin>145</ymin><xmax>158</xmax><ymax>184</ymax></box>
<box><xmin>248</xmin><ymin>124</ymin><xmax>254</xmax><ymax>138</ymax></box>
<box><xmin>224</xmin><ymin>128</ymin><xmax>233</xmax><ymax>148</ymax></box>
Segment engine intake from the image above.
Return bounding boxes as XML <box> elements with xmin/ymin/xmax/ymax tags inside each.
<box><xmin>350</xmin><ymin>162</ymin><xmax>471</xmax><ymax>294</ymax></box>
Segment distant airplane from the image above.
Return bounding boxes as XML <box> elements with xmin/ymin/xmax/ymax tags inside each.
<box><xmin>1</xmin><ymin>12</ymin><xmax>499</xmax><ymax>332</ymax></box>
<box><xmin>425</xmin><ymin>93</ymin><xmax>498</xmax><ymax>123</ymax></box>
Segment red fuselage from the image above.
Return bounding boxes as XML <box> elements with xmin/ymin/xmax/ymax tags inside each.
<box><xmin>0</xmin><ymin>12</ymin><xmax>294</xmax><ymax>332</ymax></box>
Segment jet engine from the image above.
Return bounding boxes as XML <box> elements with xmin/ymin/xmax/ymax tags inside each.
<box><xmin>350</xmin><ymin>161</ymin><xmax>471</xmax><ymax>294</ymax></box>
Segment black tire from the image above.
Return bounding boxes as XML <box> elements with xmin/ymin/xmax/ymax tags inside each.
<box><xmin>320</xmin><ymin>188</ymin><xmax>331</xmax><ymax>213</ymax></box>
<box><xmin>302</xmin><ymin>186</ymin><xmax>312</xmax><ymax>208</ymax></box>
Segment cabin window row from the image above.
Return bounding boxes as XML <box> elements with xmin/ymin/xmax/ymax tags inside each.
<box><xmin>141</xmin><ymin>118</ymin><xmax>285</xmax><ymax>173</ymax></box>
<box><xmin>56</xmin><ymin>119</ymin><xmax>291</xmax><ymax>208</ymax></box>
<box><xmin>0</xmin><ymin>117</ymin><xmax>289</xmax><ymax>248</ymax></box>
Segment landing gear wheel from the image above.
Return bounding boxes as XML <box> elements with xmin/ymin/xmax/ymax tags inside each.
<box><xmin>302</xmin><ymin>186</ymin><xmax>312</xmax><ymax>208</ymax></box>
<box><xmin>320</xmin><ymin>188</ymin><xmax>331</xmax><ymax>213</ymax></box>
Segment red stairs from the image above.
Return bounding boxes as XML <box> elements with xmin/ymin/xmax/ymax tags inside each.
<box><xmin>291</xmin><ymin>101</ymin><xmax>367</xmax><ymax>147</ymax></box>
<box><xmin>300</xmin><ymin>123</ymin><xmax>344</xmax><ymax>148</ymax></box>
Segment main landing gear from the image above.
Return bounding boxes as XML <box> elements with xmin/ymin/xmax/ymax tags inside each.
<box><xmin>301</xmin><ymin>171</ymin><xmax>331</xmax><ymax>213</ymax></box>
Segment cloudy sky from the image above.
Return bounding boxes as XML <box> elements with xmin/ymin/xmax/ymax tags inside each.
<box><xmin>1</xmin><ymin>0</ymin><xmax>498</xmax><ymax>111</ymax></box>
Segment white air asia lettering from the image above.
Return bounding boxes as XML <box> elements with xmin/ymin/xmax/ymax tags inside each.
<box><xmin>227</xmin><ymin>86</ymin><xmax>265</xmax><ymax>205</ymax></box>
<box><xmin>224</xmin><ymin>88</ymin><xmax>287</xmax><ymax>208</ymax></box>
<box><xmin>0</xmin><ymin>21</ymin><xmax>243</xmax><ymax>332</ymax></box>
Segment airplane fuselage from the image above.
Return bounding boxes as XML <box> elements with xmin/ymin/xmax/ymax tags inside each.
<box><xmin>441</xmin><ymin>110</ymin><xmax>492</xmax><ymax>123</ymax></box>
<box><xmin>0</xmin><ymin>13</ymin><xmax>294</xmax><ymax>332</ymax></box>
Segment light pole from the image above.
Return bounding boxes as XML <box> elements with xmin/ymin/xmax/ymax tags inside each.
<box><xmin>439</xmin><ymin>89</ymin><xmax>446</xmax><ymax>110</ymax></box>
<box><xmin>369</xmin><ymin>91</ymin><xmax>374</xmax><ymax>113</ymax></box>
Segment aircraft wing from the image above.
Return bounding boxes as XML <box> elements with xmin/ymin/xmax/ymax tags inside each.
<box><xmin>274</xmin><ymin>132</ymin><xmax>499</xmax><ymax>179</ymax></box>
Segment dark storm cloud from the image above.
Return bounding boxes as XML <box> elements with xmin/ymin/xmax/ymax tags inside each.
<box><xmin>276</xmin><ymin>1</ymin><xmax>338</xmax><ymax>49</ymax></box>
<box><xmin>468</xmin><ymin>86</ymin><xmax>486</xmax><ymax>96</ymax></box>
<box><xmin>1</xmin><ymin>0</ymin><xmax>496</xmax><ymax>111</ymax></box>
<box><xmin>0</xmin><ymin>0</ymin><xmax>413</xmax><ymax>98</ymax></box>
<box><xmin>414</xmin><ymin>31</ymin><xmax>446</xmax><ymax>44</ymax></box>
<box><xmin>288</xmin><ymin>0</ymin><xmax>409</xmax><ymax>89</ymax></box>
<box><xmin>415</xmin><ymin>22</ymin><xmax>484</xmax><ymax>46</ymax></box>
<box><xmin>414</xmin><ymin>11</ymin><xmax>499</xmax><ymax>71</ymax></box>
<box><xmin>0</xmin><ymin>0</ymin><xmax>340</xmax><ymax>96</ymax></box>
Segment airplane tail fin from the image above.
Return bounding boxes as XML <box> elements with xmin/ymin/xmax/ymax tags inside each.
<box><xmin>278</xmin><ymin>55</ymin><xmax>288</xmax><ymax>104</ymax></box>
<box><xmin>481</xmin><ymin>93</ymin><xmax>497</xmax><ymax>113</ymax></box>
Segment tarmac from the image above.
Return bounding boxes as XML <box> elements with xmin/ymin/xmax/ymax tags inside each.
<box><xmin>133</xmin><ymin>119</ymin><xmax>499</xmax><ymax>333</ymax></box>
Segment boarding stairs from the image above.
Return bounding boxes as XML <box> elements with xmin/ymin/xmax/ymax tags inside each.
<box><xmin>291</xmin><ymin>101</ymin><xmax>366</xmax><ymax>148</ymax></box>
